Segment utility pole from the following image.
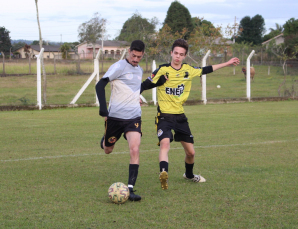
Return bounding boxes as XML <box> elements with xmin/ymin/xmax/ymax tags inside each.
<box><xmin>233</xmin><ymin>16</ymin><xmax>236</xmax><ymax>44</ymax></box>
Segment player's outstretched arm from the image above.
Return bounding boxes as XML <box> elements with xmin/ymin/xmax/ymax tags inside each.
<box><xmin>212</xmin><ymin>57</ymin><xmax>240</xmax><ymax>72</ymax></box>
<box><xmin>140</xmin><ymin>75</ymin><xmax>167</xmax><ymax>94</ymax></box>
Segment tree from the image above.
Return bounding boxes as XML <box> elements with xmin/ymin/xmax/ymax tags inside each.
<box><xmin>267</xmin><ymin>41</ymin><xmax>298</xmax><ymax>96</ymax></box>
<box><xmin>236</xmin><ymin>14</ymin><xmax>266</xmax><ymax>45</ymax></box>
<box><xmin>231</xmin><ymin>41</ymin><xmax>253</xmax><ymax>66</ymax></box>
<box><xmin>283</xmin><ymin>18</ymin><xmax>298</xmax><ymax>36</ymax></box>
<box><xmin>283</xmin><ymin>18</ymin><xmax>298</xmax><ymax>56</ymax></box>
<box><xmin>188</xmin><ymin>18</ymin><xmax>224</xmax><ymax>61</ymax></box>
<box><xmin>116</xmin><ymin>12</ymin><xmax>158</xmax><ymax>42</ymax></box>
<box><xmin>60</xmin><ymin>43</ymin><xmax>70</xmax><ymax>59</ymax></box>
<box><xmin>78</xmin><ymin>12</ymin><xmax>106</xmax><ymax>58</ymax></box>
<box><xmin>12</xmin><ymin>41</ymin><xmax>26</xmax><ymax>52</ymax></box>
<box><xmin>24</xmin><ymin>44</ymin><xmax>31</xmax><ymax>58</ymax></box>
<box><xmin>270</xmin><ymin>23</ymin><xmax>284</xmax><ymax>33</ymax></box>
<box><xmin>191</xmin><ymin>17</ymin><xmax>221</xmax><ymax>37</ymax></box>
<box><xmin>147</xmin><ymin>24</ymin><xmax>187</xmax><ymax>62</ymax></box>
<box><xmin>263</xmin><ymin>23</ymin><xmax>283</xmax><ymax>42</ymax></box>
<box><xmin>163</xmin><ymin>0</ymin><xmax>194</xmax><ymax>39</ymax></box>
<box><xmin>32</xmin><ymin>40</ymin><xmax>47</xmax><ymax>45</ymax></box>
<box><xmin>0</xmin><ymin>26</ymin><xmax>12</xmax><ymax>53</ymax></box>
<box><xmin>35</xmin><ymin>0</ymin><xmax>47</xmax><ymax>105</ymax></box>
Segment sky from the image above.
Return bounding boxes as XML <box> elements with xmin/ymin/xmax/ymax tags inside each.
<box><xmin>1</xmin><ymin>0</ymin><xmax>297</xmax><ymax>43</ymax></box>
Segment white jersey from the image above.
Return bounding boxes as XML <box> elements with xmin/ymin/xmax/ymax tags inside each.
<box><xmin>102</xmin><ymin>59</ymin><xmax>143</xmax><ymax>119</ymax></box>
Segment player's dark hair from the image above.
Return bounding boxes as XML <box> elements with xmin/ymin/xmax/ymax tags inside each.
<box><xmin>172</xmin><ymin>39</ymin><xmax>188</xmax><ymax>54</ymax></box>
<box><xmin>130</xmin><ymin>40</ymin><xmax>145</xmax><ymax>52</ymax></box>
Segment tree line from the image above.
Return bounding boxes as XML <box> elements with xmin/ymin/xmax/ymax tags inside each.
<box><xmin>1</xmin><ymin>0</ymin><xmax>298</xmax><ymax>60</ymax></box>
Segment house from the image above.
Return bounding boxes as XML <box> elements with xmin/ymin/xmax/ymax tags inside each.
<box><xmin>15</xmin><ymin>45</ymin><xmax>75</xmax><ymax>59</ymax></box>
<box><xmin>76</xmin><ymin>40</ymin><xmax>130</xmax><ymax>59</ymax></box>
<box><xmin>262</xmin><ymin>33</ymin><xmax>284</xmax><ymax>49</ymax></box>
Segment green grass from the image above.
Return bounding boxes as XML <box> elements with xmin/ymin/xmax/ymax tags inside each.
<box><xmin>0</xmin><ymin>64</ymin><xmax>297</xmax><ymax>106</ymax></box>
<box><xmin>0</xmin><ymin>101</ymin><xmax>298</xmax><ymax>228</ymax></box>
<box><xmin>0</xmin><ymin>59</ymin><xmax>152</xmax><ymax>75</ymax></box>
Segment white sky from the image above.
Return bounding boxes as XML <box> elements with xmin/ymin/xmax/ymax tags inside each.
<box><xmin>1</xmin><ymin>0</ymin><xmax>297</xmax><ymax>43</ymax></box>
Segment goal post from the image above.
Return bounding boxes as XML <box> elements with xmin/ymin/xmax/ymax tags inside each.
<box><xmin>201</xmin><ymin>50</ymin><xmax>211</xmax><ymax>105</ymax></box>
<box><xmin>36</xmin><ymin>48</ymin><xmax>44</xmax><ymax>110</ymax></box>
<box><xmin>70</xmin><ymin>49</ymin><xmax>102</xmax><ymax>105</ymax></box>
<box><xmin>151</xmin><ymin>60</ymin><xmax>157</xmax><ymax>105</ymax></box>
<box><xmin>246</xmin><ymin>50</ymin><xmax>255</xmax><ymax>102</ymax></box>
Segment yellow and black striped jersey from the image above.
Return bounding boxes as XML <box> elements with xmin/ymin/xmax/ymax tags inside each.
<box><xmin>151</xmin><ymin>63</ymin><xmax>203</xmax><ymax>114</ymax></box>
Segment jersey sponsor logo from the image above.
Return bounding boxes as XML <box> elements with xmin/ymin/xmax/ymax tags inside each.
<box><xmin>134</xmin><ymin>123</ymin><xmax>139</xmax><ymax>128</ymax></box>
<box><xmin>184</xmin><ymin>71</ymin><xmax>189</xmax><ymax>78</ymax></box>
<box><xmin>108</xmin><ymin>136</ymin><xmax>117</xmax><ymax>143</ymax></box>
<box><xmin>157</xmin><ymin>129</ymin><xmax>163</xmax><ymax>137</ymax></box>
<box><xmin>165</xmin><ymin>84</ymin><xmax>185</xmax><ymax>97</ymax></box>
<box><xmin>176</xmin><ymin>74</ymin><xmax>180</xmax><ymax>77</ymax></box>
<box><xmin>193</xmin><ymin>66</ymin><xmax>201</xmax><ymax>69</ymax></box>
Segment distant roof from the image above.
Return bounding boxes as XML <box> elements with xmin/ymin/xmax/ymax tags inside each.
<box><xmin>262</xmin><ymin>33</ymin><xmax>284</xmax><ymax>45</ymax></box>
<box><xmin>29</xmin><ymin>45</ymin><xmax>74</xmax><ymax>52</ymax></box>
<box><xmin>76</xmin><ymin>40</ymin><xmax>130</xmax><ymax>47</ymax></box>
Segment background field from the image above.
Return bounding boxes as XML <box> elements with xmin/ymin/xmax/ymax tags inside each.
<box><xmin>1</xmin><ymin>63</ymin><xmax>298</xmax><ymax>106</ymax></box>
<box><xmin>1</xmin><ymin>101</ymin><xmax>297</xmax><ymax>228</ymax></box>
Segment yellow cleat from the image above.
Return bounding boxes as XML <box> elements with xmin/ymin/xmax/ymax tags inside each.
<box><xmin>159</xmin><ymin>169</ymin><xmax>168</xmax><ymax>190</ymax></box>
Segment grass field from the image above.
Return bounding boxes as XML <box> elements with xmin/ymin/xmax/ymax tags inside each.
<box><xmin>1</xmin><ymin>101</ymin><xmax>297</xmax><ymax>228</ymax></box>
<box><xmin>0</xmin><ymin>59</ymin><xmax>151</xmax><ymax>75</ymax></box>
<box><xmin>1</xmin><ymin>64</ymin><xmax>297</xmax><ymax>106</ymax></box>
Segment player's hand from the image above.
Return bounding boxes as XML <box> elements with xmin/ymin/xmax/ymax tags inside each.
<box><xmin>228</xmin><ymin>57</ymin><xmax>240</xmax><ymax>66</ymax></box>
<box><xmin>103</xmin><ymin>116</ymin><xmax>107</xmax><ymax>121</ymax></box>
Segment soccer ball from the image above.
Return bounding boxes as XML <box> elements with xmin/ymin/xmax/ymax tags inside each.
<box><xmin>108</xmin><ymin>182</ymin><xmax>130</xmax><ymax>204</ymax></box>
<box><xmin>217</xmin><ymin>85</ymin><xmax>221</xmax><ymax>88</ymax></box>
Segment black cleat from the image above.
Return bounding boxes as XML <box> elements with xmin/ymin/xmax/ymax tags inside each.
<box><xmin>129</xmin><ymin>189</ymin><xmax>141</xmax><ymax>201</ymax></box>
<box><xmin>100</xmin><ymin>136</ymin><xmax>104</xmax><ymax>149</ymax></box>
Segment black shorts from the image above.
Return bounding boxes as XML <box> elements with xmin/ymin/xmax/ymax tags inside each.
<box><xmin>104</xmin><ymin>117</ymin><xmax>142</xmax><ymax>147</ymax></box>
<box><xmin>155</xmin><ymin>113</ymin><xmax>194</xmax><ymax>144</ymax></box>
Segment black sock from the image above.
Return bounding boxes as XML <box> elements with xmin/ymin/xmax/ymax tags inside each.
<box><xmin>185</xmin><ymin>162</ymin><xmax>194</xmax><ymax>179</ymax></box>
<box><xmin>159</xmin><ymin>161</ymin><xmax>168</xmax><ymax>172</ymax></box>
<box><xmin>128</xmin><ymin>164</ymin><xmax>139</xmax><ymax>189</ymax></box>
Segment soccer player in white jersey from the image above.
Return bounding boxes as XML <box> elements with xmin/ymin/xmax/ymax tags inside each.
<box><xmin>96</xmin><ymin>40</ymin><xmax>145</xmax><ymax>201</ymax></box>
<box><xmin>96</xmin><ymin>40</ymin><xmax>166</xmax><ymax>201</ymax></box>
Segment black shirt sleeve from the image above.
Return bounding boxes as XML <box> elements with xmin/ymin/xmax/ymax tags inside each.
<box><xmin>202</xmin><ymin>65</ymin><xmax>213</xmax><ymax>75</ymax></box>
<box><xmin>140</xmin><ymin>75</ymin><xmax>167</xmax><ymax>94</ymax></box>
<box><xmin>95</xmin><ymin>77</ymin><xmax>109</xmax><ymax>117</ymax></box>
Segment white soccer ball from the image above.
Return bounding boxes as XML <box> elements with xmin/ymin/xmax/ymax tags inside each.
<box><xmin>108</xmin><ymin>182</ymin><xmax>130</xmax><ymax>204</ymax></box>
<box><xmin>217</xmin><ymin>85</ymin><xmax>221</xmax><ymax>88</ymax></box>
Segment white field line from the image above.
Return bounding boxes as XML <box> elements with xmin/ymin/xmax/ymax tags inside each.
<box><xmin>1</xmin><ymin>139</ymin><xmax>297</xmax><ymax>162</ymax></box>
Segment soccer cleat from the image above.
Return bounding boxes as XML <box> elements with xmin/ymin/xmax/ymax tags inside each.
<box><xmin>128</xmin><ymin>189</ymin><xmax>141</xmax><ymax>201</ymax></box>
<box><xmin>100</xmin><ymin>136</ymin><xmax>104</xmax><ymax>149</ymax></box>
<box><xmin>183</xmin><ymin>173</ymin><xmax>206</xmax><ymax>183</ymax></box>
<box><xmin>159</xmin><ymin>169</ymin><xmax>168</xmax><ymax>190</ymax></box>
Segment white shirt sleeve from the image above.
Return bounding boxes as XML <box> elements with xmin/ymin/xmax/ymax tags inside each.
<box><xmin>103</xmin><ymin>61</ymin><xmax>124</xmax><ymax>81</ymax></box>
